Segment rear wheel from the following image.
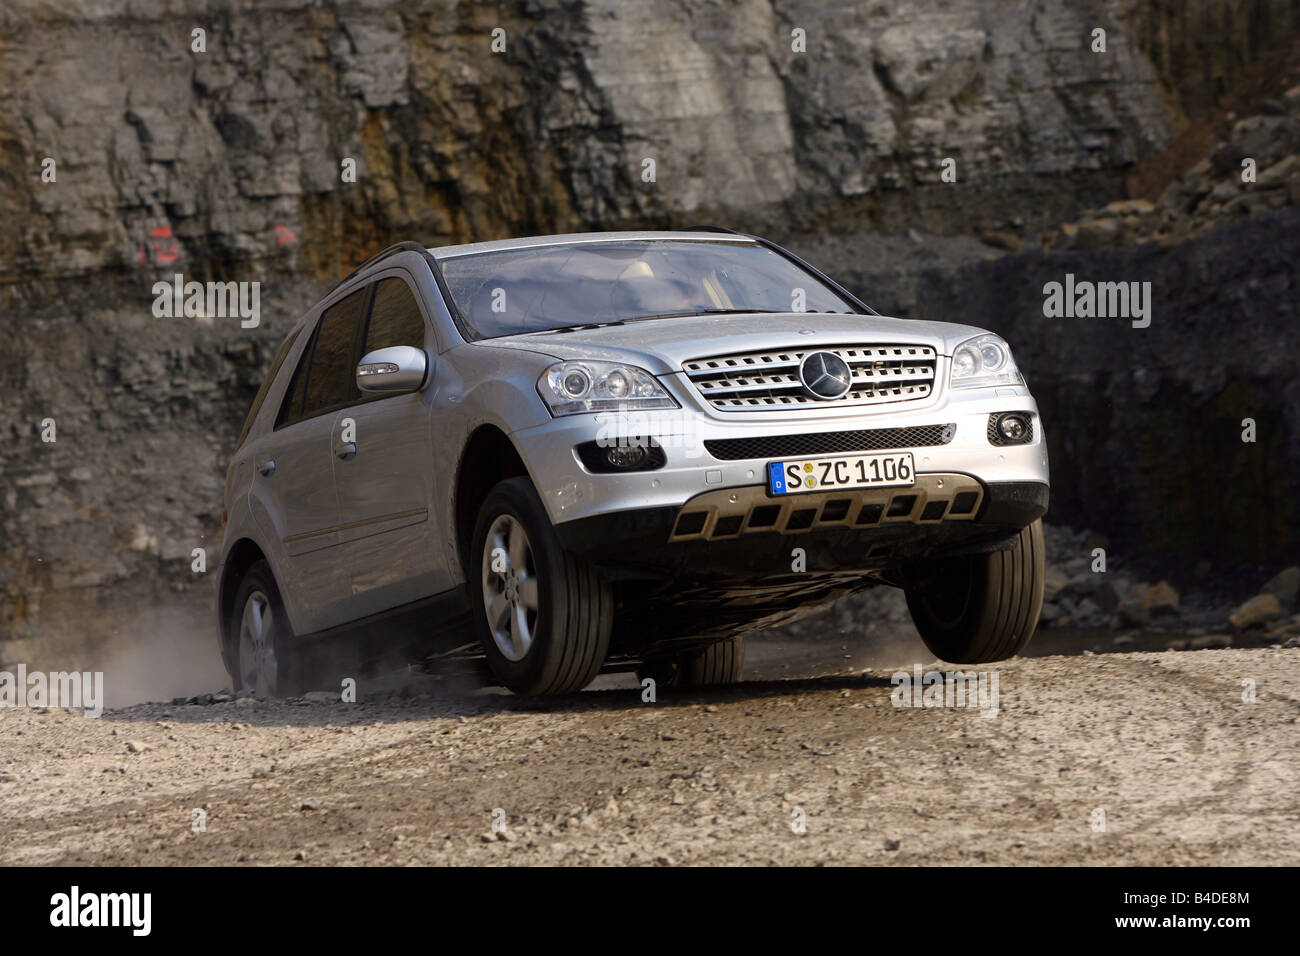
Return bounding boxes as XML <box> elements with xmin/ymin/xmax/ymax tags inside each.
<box><xmin>639</xmin><ymin>637</ymin><xmax>745</xmax><ymax>689</ymax></box>
<box><xmin>470</xmin><ymin>478</ymin><xmax>612</xmax><ymax>695</ymax></box>
<box><xmin>229</xmin><ymin>560</ymin><xmax>304</xmax><ymax>697</ymax></box>
<box><xmin>904</xmin><ymin>518</ymin><xmax>1045</xmax><ymax>664</ymax></box>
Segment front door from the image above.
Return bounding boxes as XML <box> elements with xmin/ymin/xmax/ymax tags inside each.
<box><xmin>332</xmin><ymin>273</ymin><xmax>449</xmax><ymax>619</ymax></box>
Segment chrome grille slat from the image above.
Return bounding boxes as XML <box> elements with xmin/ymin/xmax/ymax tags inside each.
<box><xmin>684</xmin><ymin>344</ymin><xmax>938</xmax><ymax>410</ymax></box>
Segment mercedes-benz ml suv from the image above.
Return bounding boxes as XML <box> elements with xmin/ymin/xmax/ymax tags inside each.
<box><xmin>218</xmin><ymin>231</ymin><xmax>1049</xmax><ymax>696</ymax></box>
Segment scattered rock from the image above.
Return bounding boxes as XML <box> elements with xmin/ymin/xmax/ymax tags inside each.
<box><xmin>1074</xmin><ymin>597</ymin><xmax>1103</xmax><ymax>625</ymax></box>
<box><xmin>1187</xmin><ymin>634</ymin><xmax>1233</xmax><ymax>650</ymax></box>
<box><xmin>1075</xmin><ymin>216</ymin><xmax>1121</xmax><ymax>249</ymax></box>
<box><xmin>1262</xmin><ymin>566</ymin><xmax>1300</xmax><ymax>612</ymax></box>
<box><xmin>1092</xmin><ymin>578</ymin><xmax>1122</xmax><ymax>614</ymax></box>
<box><xmin>1101</xmin><ymin>199</ymin><xmax>1155</xmax><ymax>217</ymax></box>
<box><xmin>1229</xmin><ymin>594</ymin><xmax>1283</xmax><ymax>630</ymax></box>
<box><xmin>1043</xmin><ymin>566</ymin><xmax>1070</xmax><ymax>601</ymax></box>
<box><xmin>1115</xmin><ymin>599</ymin><xmax>1150</xmax><ymax>628</ymax></box>
<box><xmin>979</xmin><ymin>230</ymin><xmax>1022</xmax><ymax>252</ymax></box>
<box><xmin>1143</xmin><ymin>580</ymin><xmax>1181</xmax><ymax>616</ymax></box>
<box><xmin>125</xmin><ymin>740</ymin><xmax>150</xmax><ymax>754</ymax></box>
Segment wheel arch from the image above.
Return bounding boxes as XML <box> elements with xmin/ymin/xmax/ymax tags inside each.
<box><xmin>218</xmin><ymin>537</ymin><xmax>269</xmax><ymax>653</ymax></box>
<box><xmin>454</xmin><ymin>424</ymin><xmax>531</xmax><ymax>576</ymax></box>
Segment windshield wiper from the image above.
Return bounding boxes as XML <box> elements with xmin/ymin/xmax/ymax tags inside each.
<box><xmin>508</xmin><ymin>309</ymin><xmax>782</xmax><ymax>334</ymax></box>
<box><xmin>514</xmin><ymin>321</ymin><xmax>627</xmax><ymax>335</ymax></box>
<box><xmin>623</xmin><ymin>308</ymin><xmax>783</xmax><ymax>322</ymax></box>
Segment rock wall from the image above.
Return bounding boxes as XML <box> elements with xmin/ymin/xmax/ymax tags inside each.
<box><xmin>9</xmin><ymin>0</ymin><xmax>1277</xmax><ymax>282</ymax></box>
<box><xmin>914</xmin><ymin>206</ymin><xmax>1300</xmax><ymax>572</ymax></box>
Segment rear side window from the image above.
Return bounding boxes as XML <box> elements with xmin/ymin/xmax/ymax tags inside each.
<box><xmin>363</xmin><ymin>277</ymin><xmax>426</xmax><ymax>354</ymax></box>
<box><xmin>276</xmin><ymin>287</ymin><xmax>369</xmax><ymax>428</ymax></box>
<box><xmin>275</xmin><ymin>340</ymin><xmax>312</xmax><ymax>428</ymax></box>
<box><xmin>237</xmin><ymin>325</ymin><xmax>303</xmax><ymax>448</ymax></box>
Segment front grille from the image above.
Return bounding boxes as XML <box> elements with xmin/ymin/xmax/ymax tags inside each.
<box><xmin>704</xmin><ymin>423</ymin><xmax>955</xmax><ymax>461</ymax></box>
<box><xmin>683</xmin><ymin>344</ymin><xmax>937</xmax><ymax>410</ymax></box>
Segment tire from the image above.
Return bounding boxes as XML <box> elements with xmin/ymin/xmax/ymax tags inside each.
<box><xmin>639</xmin><ymin>637</ymin><xmax>745</xmax><ymax>689</ymax></box>
<box><xmin>469</xmin><ymin>477</ymin><xmax>613</xmax><ymax>695</ymax></box>
<box><xmin>228</xmin><ymin>560</ymin><xmax>305</xmax><ymax>697</ymax></box>
<box><xmin>904</xmin><ymin>518</ymin><xmax>1045</xmax><ymax>664</ymax></box>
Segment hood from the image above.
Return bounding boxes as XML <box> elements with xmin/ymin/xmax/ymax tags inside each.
<box><xmin>474</xmin><ymin>312</ymin><xmax>989</xmax><ymax>375</ymax></box>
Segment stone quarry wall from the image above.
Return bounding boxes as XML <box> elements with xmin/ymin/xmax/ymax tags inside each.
<box><xmin>5</xmin><ymin>0</ymin><xmax>1253</xmax><ymax>279</ymax></box>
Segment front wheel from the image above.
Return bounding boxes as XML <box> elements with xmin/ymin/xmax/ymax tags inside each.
<box><xmin>469</xmin><ymin>478</ymin><xmax>612</xmax><ymax>695</ymax></box>
<box><xmin>904</xmin><ymin>518</ymin><xmax>1045</xmax><ymax>664</ymax></box>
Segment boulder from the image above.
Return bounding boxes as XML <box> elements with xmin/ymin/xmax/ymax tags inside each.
<box><xmin>1043</xmin><ymin>566</ymin><xmax>1070</xmax><ymax>601</ymax></box>
<box><xmin>1262</xmin><ymin>566</ymin><xmax>1300</xmax><ymax>612</ymax></box>
<box><xmin>1143</xmin><ymin>580</ymin><xmax>1180</xmax><ymax>616</ymax></box>
<box><xmin>1228</xmin><ymin>594</ymin><xmax>1283</xmax><ymax>630</ymax></box>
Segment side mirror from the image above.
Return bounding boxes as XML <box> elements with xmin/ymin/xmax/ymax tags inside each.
<box><xmin>356</xmin><ymin>346</ymin><xmax>428</xmax><ymax>394</ymax></box>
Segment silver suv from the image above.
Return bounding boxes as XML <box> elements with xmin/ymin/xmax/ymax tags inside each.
<box><xmin>218</xmin><ymin>231</ymin><xmax>1049</xmax><ymax>696</ymax></box>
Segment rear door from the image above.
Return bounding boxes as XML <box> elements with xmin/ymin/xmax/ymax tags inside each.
<box><xmin>331</xmin><ymin>272</ymin><xmax>448</xmax><ymax>619</ymax></box>
<box><xmin>248</xmin><ymin>287</ymin><xmax>369</xmax><ymax>633</ymax></box>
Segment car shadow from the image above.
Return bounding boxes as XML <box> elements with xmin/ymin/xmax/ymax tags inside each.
<box><xmin>93</xmin><ymin>670</ymin><xmax>900</xmax><ymax>729</ymax></box>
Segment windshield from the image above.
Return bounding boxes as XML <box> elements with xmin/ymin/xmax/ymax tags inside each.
<box><xmin>436</xmin><ymin>239</ymin><xmax>859</xmax><ymax>339</ymax></box>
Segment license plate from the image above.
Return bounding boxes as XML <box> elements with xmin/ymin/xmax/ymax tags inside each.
<box><xmin>767</xmin><ymin>452</ymin><xmax>915</xmax><ymax>496</ymax></box>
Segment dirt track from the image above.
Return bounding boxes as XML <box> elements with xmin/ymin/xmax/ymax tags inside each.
<box><xmin>1</xmin><ymin>647</ymin><xmax>1296</xmax><ymax>866</ymax></box>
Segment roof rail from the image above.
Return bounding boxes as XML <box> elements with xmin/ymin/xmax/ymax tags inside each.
<box><xmin>329</xmin><ymin>241</ymin><xmax>429</xmax><ymax>293</ymax></box>
<box><xmin>680</xmin><ymin>225</ymin><xmax>740</xmax><ymax>234</ymax></box>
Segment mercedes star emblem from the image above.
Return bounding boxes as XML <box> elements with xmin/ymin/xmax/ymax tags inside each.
<box><xmin>798</xmin><ymin>351</ymin><xmax>852</xmax><ymax>400</ymax></box>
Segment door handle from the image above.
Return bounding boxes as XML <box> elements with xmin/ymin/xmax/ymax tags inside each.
<box><xmin>336</xmin><ymin>443</ymin><xmax>357</xmax><ymax>460</ymax></box>
<box><xmin>258</xmin><ymin>459</ymin><xmax>276</xmax><ymax>476</ymax></box>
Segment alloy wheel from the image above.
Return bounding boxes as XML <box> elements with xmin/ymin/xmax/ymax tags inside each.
<box><xmin>238</xmin><ymin>589</ymin><xmax>279</xmax><ymax>696</ymax></box>
<box><xmin>480</xmin><ymin>514</ymin><xmax>540</xmax><ymax>661</ymax></box>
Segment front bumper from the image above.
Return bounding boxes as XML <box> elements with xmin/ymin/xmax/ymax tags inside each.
<box><xmin>552</xmin><ymin>479</ymin><xmax>1047</xmax><ymax>579</ymax></box>
<box><xmin>509</xmin><ymin>385</ymin><xmax>1050</xmax><ymax>530</ymax></box>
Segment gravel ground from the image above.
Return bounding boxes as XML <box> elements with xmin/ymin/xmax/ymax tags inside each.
<box><xmin>1</xmin><ymin>646</ymin><xmax>1296</xmax><ymax>866</ymax></box>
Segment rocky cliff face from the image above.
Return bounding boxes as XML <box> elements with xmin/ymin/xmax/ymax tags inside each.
<box><xmin>7</xmin><ymin>0</ymin><xmax>1265</xmax><ymax>279</ymax></box>
<box><xmin>0</xmin><ymin>0</ymin><xmax>1296</xmax><ymax>640</ymax></box>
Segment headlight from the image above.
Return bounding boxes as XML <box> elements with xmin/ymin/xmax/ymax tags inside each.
<box><xmin>538</xmin><ymin>361</ymin><xmax>679</xmax><ymax>416</ymax></box>
<box><xmin>950</xmin><ymin>334</ymin><xmax>1023</xmax><ymax>389</ymax></box>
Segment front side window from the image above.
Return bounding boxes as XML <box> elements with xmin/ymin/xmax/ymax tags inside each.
<box><xmin>277</xmin><ymin>287</ymin><xmax>369</xmax><ymax>427</ymax></box>
<box><xmin>436</xmin><ymin>239</ymin><xmax>858</xmax><ymax>339</ymax></box>
<box><xmin>363</xmin><ymin>277</ymin><xmax>426</xmax><ymax>354</ymax></box>
<box><xmin>301</xmin><ymin>288</ymin><xmax>367</xmax><ymax>417</ymax></box>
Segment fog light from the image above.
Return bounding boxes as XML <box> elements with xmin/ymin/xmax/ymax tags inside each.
<box><xmin>575</xmin><ymin>439</ymin><xmax>667</xmax><ymax>473</ymax></box>
<box><xmin>606</xmin><ymin>443</ymin><xmax>648</xmax><ymax>468</ymax></box>
<box><xmin>998</xmin><ymin>414</ymin><xmax>1029</xmax><ymax>441</ymax></box>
